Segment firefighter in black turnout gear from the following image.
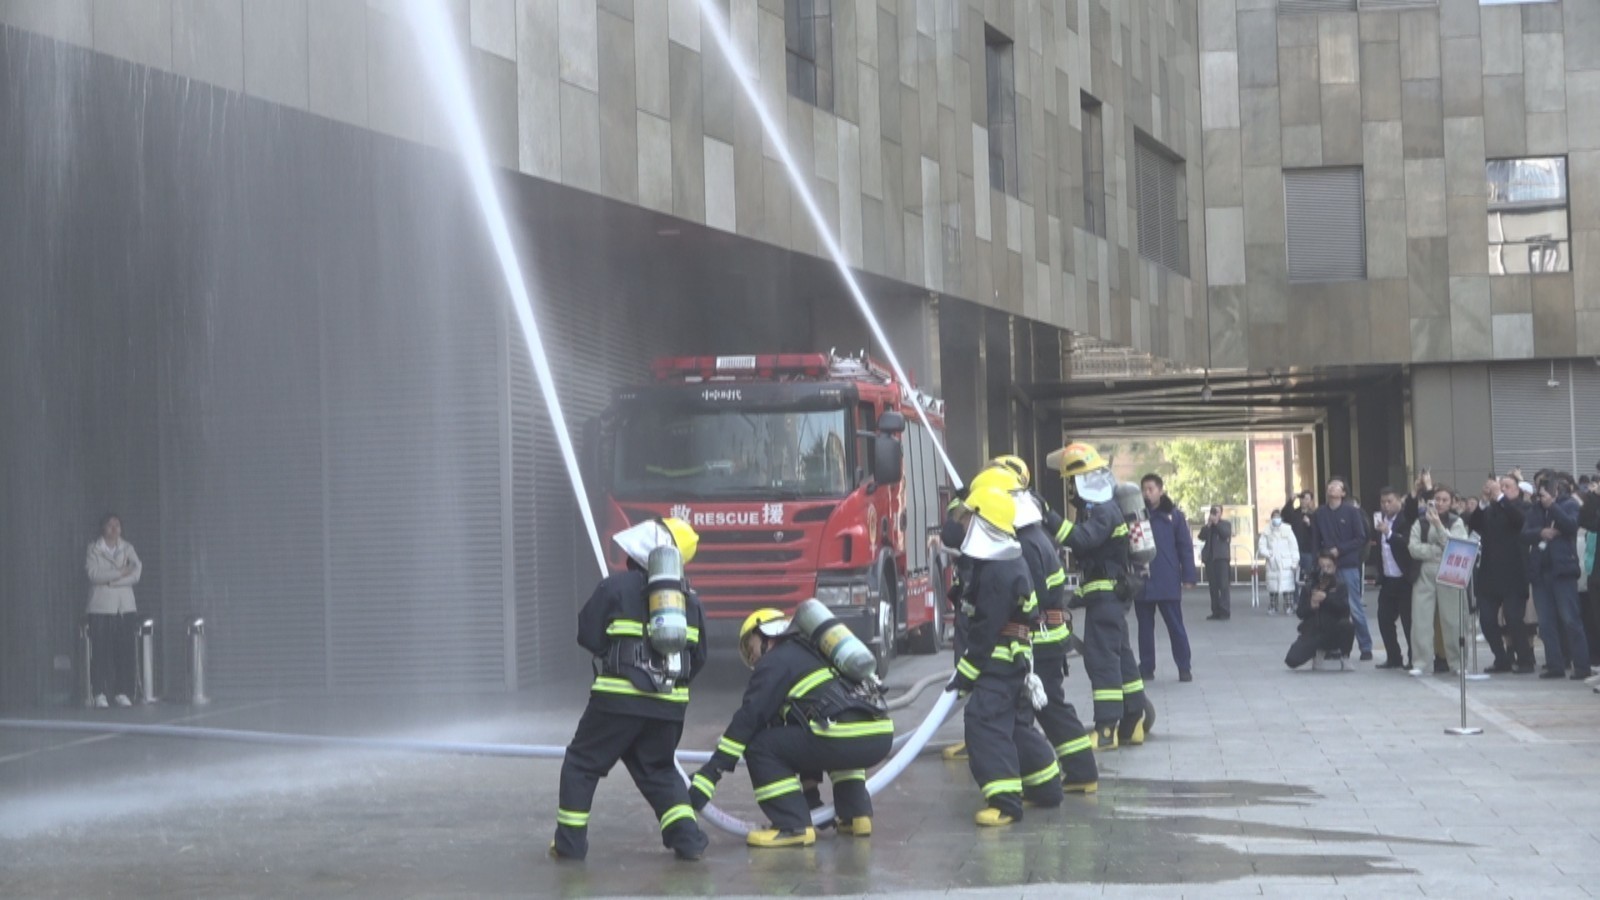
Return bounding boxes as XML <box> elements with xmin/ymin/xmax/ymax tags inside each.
<box><xmin>1050</xmin><ymin>443</ymin><xmax>1147</xmax><ymax>751</ymax></box>
<box><xmin>552</xmin><ymin>518</ymin><xmax>709</xmax><ymax>862</ymax></box>
<box><xmin>945</xmin><ymin>487</ymin><xmax>1065</xmax><ymax>826</ymax></box>
<box><xmin>688</xmin><ymin>607</ymin><xmax>893</xmax><ymax>847</ymax></box>
<box><xmin>980</xmin><ymin>460</ymin><xmax>1099</xmax><ymax>793</ymax></box>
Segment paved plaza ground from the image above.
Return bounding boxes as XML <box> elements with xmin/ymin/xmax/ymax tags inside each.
<box><xmin>3</xmin><ymin>587</ymin><xmax>1599</xmax><ymax>898</ymax></box>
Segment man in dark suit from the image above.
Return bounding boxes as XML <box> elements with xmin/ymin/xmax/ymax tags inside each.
<box><xmin>1198</xmin><ymin>506</ymin><xmax>1233</xmax><ymax>621</ymax></box>
<box><xmin>1370</xmin><ymin>486</ymin><xmax>1419</xmax><ymax>669</ymax></box>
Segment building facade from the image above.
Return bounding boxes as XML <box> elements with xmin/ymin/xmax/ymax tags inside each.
<box><xmin>3</xmin><ymin>0</ymin><xmax>1596</xmax><ymax>706</ymax></box>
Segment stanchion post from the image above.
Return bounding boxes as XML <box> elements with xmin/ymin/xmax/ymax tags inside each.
<box><xmin>79</xmin><ymin>618</ymin><xmax>94</xmax><ymax>707</ymax></box>
<box><xmin>1447</xmin><ymin>583</ymin><xmax>1483</xmax><ymax>736</ymax></box>
<box><xmin>137</xmin><ymin>618</ymin><xmax>157</xmax><ymax>705</ymax></box>
<box><xmin>187</xmin><ymin>616</ymin><xmax>210</xmax><ymax>706</ymax></box>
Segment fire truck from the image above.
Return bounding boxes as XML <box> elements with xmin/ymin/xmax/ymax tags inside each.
<box><xmin>593</xmin><ymin>352</ymin><xmax>952</xmax><ymax>674</ymax></box>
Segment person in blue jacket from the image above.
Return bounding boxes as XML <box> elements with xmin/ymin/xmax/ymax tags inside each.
<box><xmin>1523</xmin><ymin>476</ymin><xmax>1590</xmax><ymax>679</ymax></box>
<box><xmin>1136</xmin><ymin>474</ymin><xmax>1196</xmax><ymax>682</ymax></box>
<box><xmin>1311</xmin><ymin>477</ymin><xmax>1373</xmax><ymax>660</ymax></box>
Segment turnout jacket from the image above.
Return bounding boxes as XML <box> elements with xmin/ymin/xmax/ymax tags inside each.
<box><xmin>950</xmin><ymin>554</ymin><xmax>1038</xmax><ymax>690</ymax></box>
<box><xmin>577</xmin><ymin>568</ymin><xmax>708</xmax><ymax>721</ymax></box>
<box><xmin>1017</xmin><ymin>522</ymin><xmax>1070</xmax><ymax>655</ymax></box>
<box><xmin>708</xmin><ymin>638</ymin><xmax>892</xmax><ymax>771</ymax></box>
<box><xmin>1055</xmin><ymin>499</ymin><xmax>1132</xmax><ymax>593</ymax></box>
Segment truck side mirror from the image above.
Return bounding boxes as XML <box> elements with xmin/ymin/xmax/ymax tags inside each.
<box><xmin>873</xmin><ymin>435</ymin><xmax>903</xmax><ymax>486</ymax></box>
<box><xmin>876</xmin><ymin>410</ymin><xmax>906</xmax><ymax>434</ymax></box>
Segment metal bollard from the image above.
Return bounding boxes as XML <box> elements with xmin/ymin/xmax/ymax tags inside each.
<box><xmin>1446</xmin><ymin>583</ymin><xmax>1483</xmax><ymax>736</ymax></box>
<box><xmin>79</xmin><ymin>618</ymin><xmax>94</xmax><ymax>707</ymax></box>
<box><xmin>136</xmin><ymin>618</ymin><xmax>157</xmax><ymax>705</ymax></box>
<box><xmin>187</xmin><ymin>616</ymin><xmax>210</xmax><ymax>706</ymax></box>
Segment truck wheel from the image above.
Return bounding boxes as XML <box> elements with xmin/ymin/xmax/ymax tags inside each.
<box><xmin>873</xmin><ymin>575</ymin><xmax>897</xmax><ymax>677</ymax></box>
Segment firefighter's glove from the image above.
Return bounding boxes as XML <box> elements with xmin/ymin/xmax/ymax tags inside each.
<box><xmin>946</xmin><ymin>580</ymin><xmax>964</xmax><ymax>608</ymax></box>
<box><xmin>688</xmin><ymin>764</ymin><xmax>721</xmax><ymax>811</ymax></box>
<box><xmin>945</xmin><ymin>668</ymin><xmax>975</xmax><ymax>697</ymax></box>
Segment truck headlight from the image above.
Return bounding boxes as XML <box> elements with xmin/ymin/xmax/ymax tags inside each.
<box><xmin>816</xmin><ymin>582</ymin><xmax>870</xmax><ymax>607</ymax></box>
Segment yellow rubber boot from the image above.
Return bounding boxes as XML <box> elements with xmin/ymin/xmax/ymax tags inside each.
<box><xmin>1125</xmin><ymin>716</ymin><xmax>1146</xmax><ymax>746</ymax></box>
<box><xmin>1062</xmin><ymin>780</ymin><xmax>1099</xmax><ymax>794</ymax></box>
<box><xmin>1093</xmin><ymin>725</ymin><xmax>1118</xmax><ymax>752</ymax></box>
<box><xmin>746</xmin><ymin>826</ymin><xmax>816</xmax><ymax>848</ymax></box>
<box><xmin>974</xmin><ymin>807</ymin><xmax>1016</xmax><ymax>827</ymax></box>
<box><xmin>942</xmin><ymin>741</ymin><xmax>969</xmax><ymax>761</ymax></box>
<box><xmin>837</xmin><ymin>816</ymin><xmax>872</xmax><ymax>837</ymax></box>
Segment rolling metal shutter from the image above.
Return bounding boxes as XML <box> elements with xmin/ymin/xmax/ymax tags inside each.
<box><xmin>1358</xmin><ymin>1</ymin><xmax>1435</xmax><ymax>10</ymax></box>
<box><xmin>1285</xmin><ymin>168</ymin><xmax>1367</xmax><ymax>283</ymax></box>
<box><xmin>1572</xmin><ymin>363</ymin><xmax>1600</xmax><ymax>476</ymax></box>
<box><xmin>1280</xmin><ymin>0</ymin><xmax>1356</xmax><ymax>14</ymax></box>
<box><xmin>1491</xmin><ymin>362</ymin><xmax>1580</xmax><ymax>476</ymax></box>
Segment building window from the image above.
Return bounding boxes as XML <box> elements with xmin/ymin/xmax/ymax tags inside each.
<box><xmin>1284</xmin><ymin>168</ymin><xmax>1366</xmax><ymax>283</ymax></box>
<box><xmin>1279</xmin><ymin>0</ymin><xmax>1356</xmax><ymax>13</ymax></box>
<box><xmin>1135</xmin><ymin>136</ymin><xmax>1188</xmax><ymax>275</ymax></box>
<box><xmin>785</xmin><ymin>0</ymin><xmax>833</xmax><ymax>110</ymax></box>
<box><xmin>985</xmin><ymin>27</ymin><xmax>1019</xmax><ymax>197</ymax></box>
<box><xmin>1082</xmin><ymin>94</ymin><xmax>1106</xmax><ymax>237</ymax></box>
<box><xmin>1487</xmin><ymin>157</ymin><xmax>1569</xmax><ymax>275</ymax></box>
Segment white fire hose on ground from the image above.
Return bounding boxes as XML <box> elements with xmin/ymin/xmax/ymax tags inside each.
<box><xmin>0</xmin><ymin>668</ymin><xmax>960</xmax><ymax>838</ymax></box>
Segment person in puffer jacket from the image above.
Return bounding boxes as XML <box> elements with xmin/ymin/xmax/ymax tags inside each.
<box><xmin>1523</xmin><ymin>479</ymin><xmax>1590</xmax><ymax>680</ymax></box>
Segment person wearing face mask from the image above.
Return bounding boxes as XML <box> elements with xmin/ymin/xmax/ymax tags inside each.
<box><xmin>1050</xmin><ymin>443</ymin><xmax>1145</xmax><ymax>751</ymax></box>
<box><xmin>1407</xmin><ymin>487</ymin><xmax>1469</xmax><ymax>676</ymax></box>
<box><xmin>1285</xmin><ymin>551</ymin><xmax>1355</xmax><ymax>668</ymax></box>
<box><xmin>1258</xmin><ymin>509</ymin><xmax>1300</xmax><ymax>615</ymax></box>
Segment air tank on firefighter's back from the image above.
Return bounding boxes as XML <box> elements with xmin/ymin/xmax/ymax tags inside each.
<box><xmin>793</xmin><ymin>598</ymin><xmax>878</xmax><ymax>683</ymax></box>
<box><xmin>646</xmin><ymin>546</ymin><xmax>689</xmax><ymax>656</ymax></box>
<box><xmin>1114</xmin><ymin>482</ymin><xmax>1157</xmax><ymax>565</ymax></box>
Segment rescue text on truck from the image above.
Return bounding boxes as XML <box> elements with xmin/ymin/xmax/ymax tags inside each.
<box><xmin>593</xmin><ymin>353</ymin><xmax>951</xmax><ymax>676</ymax></box>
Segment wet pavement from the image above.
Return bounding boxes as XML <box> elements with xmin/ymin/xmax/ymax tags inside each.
<box><xmin>4</xmin><ymin>587</ymin><xmax>1600</xmax><ymax>898</ymax></box>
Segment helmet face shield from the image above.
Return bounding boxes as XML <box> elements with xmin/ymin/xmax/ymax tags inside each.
<box><xmin>960</xmin><ymin>515</ymin><xmax>1021</xmax><ymax>561</ymax></box>
<box><xmin>1074</xmin><ymin>468</ymin><xmax>1116</xmax><ymax>504</ymax></box>
<box><xmin>1011</xmin><ymin>490</ymin><xmax>1043</xmax><ymax>528</ymax></box>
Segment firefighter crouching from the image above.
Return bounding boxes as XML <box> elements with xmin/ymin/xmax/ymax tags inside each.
<box><xmin>945</xmin><ymin>487</ymin><xmax>1064</xmax><ymax>826</ymax></box>
<box><xmin>976</xmin><ymin>460</ymin><xmax>1099</xmax><ymax>793</ymax></box>
<box><xmin>688</xmin><ymin>604</ymin><xmax>893</xmax><ymax>848</ymax></box>
<box><xmin>1049</xmin><ymin>443</ymin><xmax>1147</xmax><ymax>751</ymax></box>
<box><xmin>552</xmin><ymin>518</ymin><xmax>710</xmax><ymax>862</ymax></box>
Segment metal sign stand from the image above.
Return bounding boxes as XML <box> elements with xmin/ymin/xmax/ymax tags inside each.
<box><xmin>1447</xmin><ymin>582</ymin><xmax>1483</xmax><ymax>736</ymax></box>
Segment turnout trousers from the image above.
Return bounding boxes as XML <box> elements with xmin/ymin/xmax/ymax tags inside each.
<box><xmin>1082</xmin><ymin>592</ymin><xmax>1146</xmax><ymax>729</ymax></box>
<box><xmin>963</xmin><ymin>668</ymin><xmax>1064</xmax><ymax>819</ymax></box>
<box><xmin>744</xmin><ymin>725</ymin><xmax>892</xmax><ymax>831</ymax></box>
<box><xmin>1032</xmin><ymin>650</ymin><xmax>1098</xmax><ymax>786</ymax></box>
<box><xmin>555</xmin><ymin>705</ymin><xmax>706</xmax><ymax>860</ymax></box>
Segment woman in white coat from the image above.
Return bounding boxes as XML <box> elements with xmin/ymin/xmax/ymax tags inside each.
<box><xmin>1258</xmin><ymin>509</ymin><xmax>1301</xmax><ymax>614</ymax></box>
<box><xmin>85</xmin><ymin>513</ymin><xmax>142</xmax><ymax>707</ymax></box>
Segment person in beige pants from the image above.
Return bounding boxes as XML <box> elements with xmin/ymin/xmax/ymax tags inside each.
<box><xmin>1408</xmin><ymin>487</ymin><xmax>1468</xmax><ymax>676</ymax></box>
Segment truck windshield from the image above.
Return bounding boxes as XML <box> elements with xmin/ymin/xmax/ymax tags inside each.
<box><xmin>612</xmin><ymin>406</ymin><xmax>852</xmax><ymax>500</ymax></box>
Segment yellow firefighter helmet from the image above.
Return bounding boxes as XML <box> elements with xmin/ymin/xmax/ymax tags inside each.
<box><xmin>1047</xmin><ymin>442</ymin><xmax>1109</xmax><ymax>478</ymax></box>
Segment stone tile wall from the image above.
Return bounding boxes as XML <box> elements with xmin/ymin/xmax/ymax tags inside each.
<box><xmin>1204</xmin><ymin>0</ymin><xmax>1600</xmax><ymax>367</ymax></box>
<box><xmin>0</xmin><ymin>0</ymin><xmax>1209</xmax><ymax>367</ymax></box>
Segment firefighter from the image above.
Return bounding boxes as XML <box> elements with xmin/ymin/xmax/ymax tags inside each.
<box><xmin>937</xmin><ymin>499</ymin><xmax>975</xmax><ymax>761</ymax></box>
<box><xmin>1050</xmin><ymin>443</ymin><xmax>1146</xmax><ymax>751</ymax></box>
<box><xmin>991</xmin><ymin>464</ymin><xmax>1099</xmax><ymax>793</ymax></box>
<box><xmin>945</xmin><ymin>486</ymin><xmax>1064</xmax><ymax>826</ymax></box>
<box><xmin>551</xmin><ymin>517</ymin><xmax>710</xmax><ymax>862</ymax></box>
<box><xmin>688</xmin><ymin>609</ymin><xmax>893</xmax><ymax>847</ymax></box>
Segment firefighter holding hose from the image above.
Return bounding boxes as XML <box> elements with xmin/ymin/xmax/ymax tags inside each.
<box><xmin>551</xmin><ymin>517</ymin><xmax>710</xmax><ymax>862</ymax></box>
<box><xmin>944</xmin><ymin>486</ymin><xmax>1064</xmax><ymax>826</ymax></box>
<box><xmin>688</xmin><ymin>604</ymin><xmax>893</xmax><ymax>848</ymax></box>
<box><xmin>976</xmin><ymin>458</ymin><xmax>1099</xmax><ymax>793</ymax></box>
<box><xmin>1050</xmin><ymin>443</ymin><xmax>1147</xmax><ymax>751</ymax></box>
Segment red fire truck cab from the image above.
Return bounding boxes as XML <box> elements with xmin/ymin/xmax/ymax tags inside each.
<box><xmin>595</xmin><ymin>352</ymin><xmax>952</xmax><ymax>674</ymax></box>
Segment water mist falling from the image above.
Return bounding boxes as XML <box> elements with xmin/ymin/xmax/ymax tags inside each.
<box><xmin>403</xmin><ymin>0</ymin><xmax>604</xmax><ymax>571</ymax></box>
<box><xmin>693</xmin><ymin>0</ymin><xmax>963</xmax><ymax>490</ymax></box>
